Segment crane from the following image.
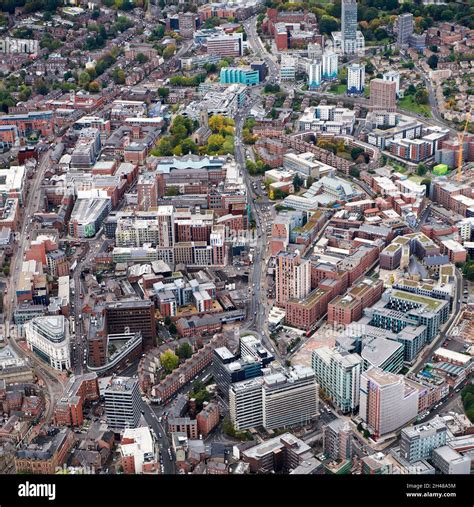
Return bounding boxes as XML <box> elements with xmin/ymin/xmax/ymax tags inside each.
<box><xmin>456</xmin><ymin>108</ymin><xmax>472</xmax><ymax>182</ymax></box>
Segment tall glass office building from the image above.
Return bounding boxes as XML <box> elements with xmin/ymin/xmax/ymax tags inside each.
<box><xmin>341</xmin><ymin>0</ymin><xmax>358</xmax><ymax>42</ymax></box>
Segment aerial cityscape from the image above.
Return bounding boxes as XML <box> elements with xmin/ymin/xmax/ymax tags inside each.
<box><xmin>0</xmin><ymin>0</ymin><xmax>474</xmax><ymax>483</ymax></box>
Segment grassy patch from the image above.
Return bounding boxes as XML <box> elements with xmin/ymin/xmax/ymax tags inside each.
<box><xmin>399</xmin><ymin>95</ymin><xmax>432</xmax><ymax>118</ymax></box>
<box><xmin>329</xmin><ymin>84</ymin><xmax>346</xmax><ymax>95</ymax></box>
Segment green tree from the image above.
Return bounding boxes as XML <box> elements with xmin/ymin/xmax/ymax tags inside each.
<box><xmin>158</xmin><ymin>87</ymin><xmax>170</xmax><ymax>98</ymax></box>
<box><xmin>319</xmin><ymin>15</ymin><xmax>339</xmax><ymax>35</ymax></box>
<box><xmin>18</xmin><ymin>86</ymin><xmax>32</xmax><ymax>102</ymax></box>
<box><xmin>417</xmin><ymin>163</ymin><xmax>428</xmax><ymax>176</ymax></box>
<box><xmin>79</xmin><ymin>71</ymin><xmax>91</xmax><ymax>88</ymax></box>
<box><xmin>222</xmin><ymin>416</ymin><xmax>236</xmax><ymax>437</ymax></box>
<box><xmin>351</xmin><ymin>147</ymin><xmax>364</xmax><ymax>161</ymax></box>
<box><xmin>427</xmin><ymin>54</ymin><xmax>439</xmax><ymax>69</ymax></box>
<box><xmin>292</xmin><ymin>174</ymin><xmax>303</xmax><ymax>191</ymax></box>
<box><xmin>152</xmin><ymin>137</ymin><xmax>173</xmax><ymax>156</ymax></box>
<box><xmin>207</xmin><ymin>134</ymin><xmax>225</xmax><ymax>153</ymax></box>
<box><xmin>349</xmin><ymin>167</ymin><xmax>361</xmax><ymax>178</ymax></box>
<box><xmin>415</xmin><ymin>88</ymin><xmax>429</xmax><ymax>104</ymax></box>
<box><xmin>176</xmin><ymin>342</ymin><xmax>193</xmax><ymax>360</ymax></box>
<box><xmin>169</xmin><ymin>323</ymin><xmax>177</xmax><ymax>335</ymax></box>
<box><xmin>88</xmin><ymin>81</ymin><xmax>100</xmax><ymax>93</ymax></box>
<box><xmin>135</xmin><ymin>53</ymin><xmax>149</xmax><ymax>64</ymax></box>
<box><xmin>112</xmin><ymin>68</ymin><xmax>126</xmax><ymax>85</ymax></box>
<box><xmin>180</xmin><ymin>138</ymin><xmax>198</xmax><ymax>155</ymax></box>
<box><xmin>163</xmin><ymin>45</ymin><xmax>176</xmax><ymax>59</ymax></box>
<box><xmin>34</xmin><ymin>78</ymin><xmax>49</xmax><ymax>96</ymax></box>
<box><xmin>160</xmin><ymin>350</ymin><xmax>179</xmax><ymax>373</ymax></box>
<box><xmin>164</xmin><ymin>316</ymin><xmax>171</xmax><ymax>326</ymax></box>
<box><xmin>165</xmin><ymin>186</ymin><xmax>179</xmax><ymax>196</ymax></box>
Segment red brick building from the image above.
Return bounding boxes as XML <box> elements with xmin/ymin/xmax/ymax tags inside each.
<box><xmin>328</xmin><ymin>277</ymin><xmax>384</xmax><ymax>326</ymax></box>
<box><xmin>196</xmin><ymin>401</ymin><xmax>220</xmax><ymax>437</ymax></box>
<box><xmin>15</xmin><ymin>428</ymin><xmax>75</xmax><ymax>474</ymax></box>
<box><xmin>54</xmin><ymin>373</ymin><xmax>100</xmax><ymax>427</ymax></box>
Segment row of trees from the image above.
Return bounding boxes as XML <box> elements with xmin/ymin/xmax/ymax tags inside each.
<box><xmin>460</xmin><ymin>257</ymin><xmax>474</xmax><ymax>282</ymax></box>
<box><xmin>246</xmin><ymin>158</ymin><xmax>270</xmax><ymax>175</ymax></box>
<box><xmin>0</xmin><ymin>0</ymin><xmax>61</xmax><ymax>14</ymax></box>
<box><xmin>461</xmin><ymin>385</ymin><xmax>474</xmax><ymax>422</ymax></box>
<box><xmin>242</xmin><ymin>117</ymin><xmax>257</xmax><ymax>145</ymax></box>
<box><xmin>169</xmin><ymin>73</ymin><xmax>206</xmax><ymax>87</ymax></box>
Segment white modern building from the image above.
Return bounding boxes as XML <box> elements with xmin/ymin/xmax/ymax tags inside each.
<box><xmin>332</xmin><ymin>31</ymin><xmax>365</xmax><ymax>55</ymax></box>
<box><xmin>297</xmin><ymin>105</ymin><xmax>356</xmax><ymax>135</ymax></box>
<box><xmin>229</xmin><ymin>377</ymin><xmax>264</xmax><ymax>430</ymax></box>
<box><xmin>280</xmin><ymin>54</ymin><xmax>297</xmax><ymax>81</ymax></box>
<box><xmin>399</xmin><ymin>417</ymin><xmax>448</xmax><ymax>463</ymax></box>
<box><xmin>322</xmin><ymin>51</ymin><xmax>338</xmax><ymax>80</ymax></box>
<box><xmin>262</xmin><ymin>366</ymin><xmax>318</xmax><ymax>430</ymax></box>
<box><xmin>312</xmin><ymin>347</ymin><xmax>362</xmax><ymax>413</ymax></box>
<box><xmin>120</xmin><ymin>426</ymin><xmax>157</xmax><ymax>474</ymax></box>
<box><xmin>308</xmin><ymin>60</ymin><xmax>322</xmax><ymax>89</ymax></box>
<box><xmin>432</xmin><ymin>446</ymin><xmax>471</xmax><ymax>474</ymax></box>
<box><xmin>230</xmin><ymin>366</ymin><xmax>319</xmax><ymax>431</ymax></box>
<box><xmin>105</xmin><ymin>377</ymin><xmax>142</xmax><ymax>430</ymax></box>
<box><xmin>25</xmin><ymin>315</ymin><xmax>71</xmax><ymax>371</ymax></box>
<box><xmin>347</xmin><ymin>63</ymin><xmax>365</xmax><ymax>94</ymax></box>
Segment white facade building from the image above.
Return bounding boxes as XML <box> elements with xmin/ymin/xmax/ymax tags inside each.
<box><xmin>347</xmin><ymin>63</ymin><xmax>365</xmax><ymax>94</ymax></box>
<box><xmin>230</xmin><ymin>366</ymin><xmax>319</xmax><ymax>430</ymax></box>
<box><xmin>312</xmin><ymin>347</ymin><xmax>362</xmax><ymax>413</ymax></box>
<box><xmin>25</xmin><ymin>315</ymin><xmax>71</xmax><ymax>371</ymax></box>
<box><xmin>322</xmin><ymin>51</ymin><xmax>338</xmax><ymax>79</ymax></box>
<box><xmin>280</xmin><ymin>55</ymin><xmax>297</xmax><ymax>81</ymax></box>
<box><xmin>308</xmin><ymin>60</ymin><xmax>322</xmax><ymax>89</ymax></box>
<box><xmin>297</xmin><ymin>105</ymin><xmax>356</xmax><ymax>135</ymax></box>
<box><xmin>121</xmin><ymin>427</ymin><xmax>156</xmax><ymax>474</ymax></box>
<box><xmin>331</xmin><ymin>31</ymin><xmax>365</xmax><ymax>55</ymax></box>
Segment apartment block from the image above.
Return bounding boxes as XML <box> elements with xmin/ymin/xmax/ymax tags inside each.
<box><xmin>328</xmin><ymin>277</ymin><xmax>383</xmax><ymax>326</ymax></box>
<box><xmin>312</xmin><ymin>347</ymin><xmax>362</xmax><ymax>413</ymax></box>
<box><xmin>369</xmin><ymin>79</ymin><xmax>397</xmax><ymax>112</ymax></box>
<box><xmin>275</xmin><ymin>251</ymin><xmax>311</xmax><ymax>307</ymax></box>
<box><xmin>359</xmin><ymin>368</ymin><xmax>419</xmax><ymax>437</ymax></box>
<box><xmin>400</xmin><ymin>417</ymin><xmax>448</xmax><ymax>463</ymax></box>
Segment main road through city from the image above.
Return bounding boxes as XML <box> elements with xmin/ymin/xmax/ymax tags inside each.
<box><xmin>3</xmin><ymin>147</ymin><xmax>65</xmax><ymax>425</ymax></box>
